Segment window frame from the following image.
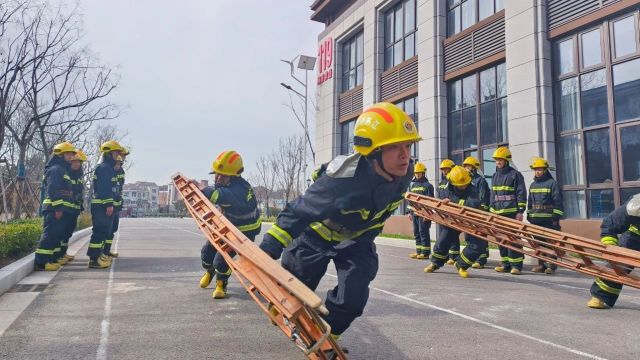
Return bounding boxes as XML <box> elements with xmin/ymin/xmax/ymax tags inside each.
<box><xmin>446</xmin><ymin>0</ymin><xmax>503</xmax><ymax>37</ymax></box>
<box><xmin>384</xmin><ymin>0</ymin><xmax>418</xmax><ymax>70</ymax></box>
<box><xmin>341</xmin><ymin>31</ymin><xmax>364</xmax><ymax>93</ymax></box>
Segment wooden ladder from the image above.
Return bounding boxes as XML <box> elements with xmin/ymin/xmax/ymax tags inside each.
<box><xmin>172</xmin><ymin>173</ymin><xmax>347</xmax><ymax>359</ymax></box>
<box><xmin>406</xmin><ymin>193</ymin><xmax>640</xmax><ymax>288</ymax></box>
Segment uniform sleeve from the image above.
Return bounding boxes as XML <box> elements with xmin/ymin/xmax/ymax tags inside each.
<box><xmin>527</xmin><ymin>183</ymin><xmax>533</xmax><ymax>213</ymax></box>
<box><xmin>95</xmin><ymin>166</ymin><xmax>114</xmax><ymax>205</ymax></box>
<box><xmin>551</xmin><ymin>180</ymin><xmax>564</xmax><ymax>220</ymax></box>
<box><xmin>516</xmin><ymin>171</ymin><xmax>527</xmax><ymax>213</ymax></box>
<box><xmin>263</xmin><ymin>177</ymin><xmax>338</xmax><ymax>248</ymax></box>
<box><xmin>427</xmin><ymin>182</ymin><xmax>435</xmax><ymax>198</ymax></box>
<box><xmin>479</xmin><ymin>179</ymin><xmax>490</xmax><ymax>210</ymax></box>
<box><xmin>46</xmin><ymin>167</ymin><xmax>65</xmax><ymax>211</ymax></box>
<box><xmin>201</xmin><ymin>186</ymin><xmax>221</xmax><ymax>205</ymax></box>
<box><xmin>490</xmin><ymin>174</ymin><xmax>497</xmax><ymax>209</ymax></box>
<box><xmin>600</xmin><ymin>206</ymin><xmax>629</xmax><ymax>245</ymax></box>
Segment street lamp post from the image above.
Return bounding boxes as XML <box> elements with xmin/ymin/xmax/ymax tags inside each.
<box><xmin>280</xmin><ymin>55</ymin><xmax>316</xmax><ymax>189</ymax></box>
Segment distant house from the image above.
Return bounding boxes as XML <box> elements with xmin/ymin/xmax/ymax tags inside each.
<box><xmin>122</xmin><ymin>181</ymin><xmax>160</xmax><ymax>215</ymax></box>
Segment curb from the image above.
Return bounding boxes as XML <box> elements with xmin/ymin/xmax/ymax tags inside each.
<box><xmin>0</xmin><ymin>227</ymin><xmax>92</xmax><ymax>296</ymax></box>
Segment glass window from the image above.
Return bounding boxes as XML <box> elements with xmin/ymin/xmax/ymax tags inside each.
<box><xmin>385</xmin><ymin>11</ymin><xmax>394</xmax><ymax>46</ymax></box>
<box><xmin>449</xmin><ymin>111</ymin><xmax>463</xmax><ymax>151</ymax></box>
<box><xmin>614</xmin><ymin>58</ymin><xmax>640</xmax><ymax>122</ymax></box>
<box><xmin>449</xmin><ymin>80</ymin><xmax>462</xmax><ymax>111</ymax></box>
<box><xmin>479</xmin><ymin>0</ymin><xmax>494</xmax><ymax>21</ymax></box>
<box><xmin>497</xmin><ymin>98</ymin><xmax>508</xmax><ymax>143</ymax></box>
<box><xmin>342</xmin><ymin>32</ymin><xmax>364</xmax><ymax>92</ymax></box>
<box><xmin>588</xmin><ymin>189</ymin><xmax>615</xmax><ymax>218</ymax></box>
<box><xmin>384</xmin><ymin>0</ymin><xmax>417</xmax><ymax>70</ymax></box>
<box><xmin>580</xmin><ymin>69</ymin><xmax>608</xmax><ymax>127</ymax></box>
<box><xmin>559</xmin><ymin>134</ymin><xmax>585</xmax><ymax>186</ymax></box>
<box><xmin>556</xmin><ymin>77</ymin><xmax>581</xmax><ymax>132</ymax></box>
<box><xmin>461</xmin><ymin>0</ymin><xmax>475</xmax><ymax>31</ymax></box>
<box><xmin>585</xmin><ymin>128</ymin><xmax>612</xmax><ymax>184</ymax></box>
<box><xmin>621</xmin><ymin>124</ymin><xmax>640</xmax><ymax>182</ymax></box>
<box><xmin>447</xmin><ymin>6</ymin><xmax>461</xmax><ymax>37</ymax></box>
<box><xmin>405</xmin><ymin>0</ymin><xmax>416</xmax><ymax>32</ymax></box>
<box><xmin>462</xmin><ymin>107</ymin><xmax>477</xmax><ymax>149</ymax></box>
<box><xmin>480</xmin><ymin>102</ymin><xmax>497</xmax><ymax>145</ymax></box>
<box><xmin>394</xmin><ymin>7</ymin><xmax>403</xmax><ymax>41</ymax></box>
<box><xmin>340</xmin><ymin>121</ymin><xmax>356</xmax><ymax>155</ymax></box>
<box><xmin>480</xmin><ymin>67</ymin><xmax>496</xmax><ymax>102</ymax></box>
<box><xmin>451</xmin><ymin>153</ymin><xmax>464</xmax><ymax>167</ymax></box>
<box><xmin>613</xmin><ymin>16</ymin><xmax>636</xmax><ymax>58</ymax></box>
<box><xmin>563</xmin><ymin>190</ymin><xmax>587</xmax><ymax>218</ymax></box>
<box><xmin>404</xmin><ymin>33</ymin><xmax>415</xmax><ymax>59</ymax></box>
<box><xmin>495</xmin><ymin>0</ymin><xmax>504</xmax><ymax>12</ymax></box>
<box><xmin>496</xmin><ymin>63</ymin><xmax>506</xmax><ymax>97</ymax></box>
<box><xmin>482</xmin><ymin>147</ymin><xmax>497</xmax><ymax>187</ymax></box>
<box><xmin>555</xmin><ymin>38</ymin><xmax>575</xmax><ymax>76</ymax></box>
<box><xmin>581</xmin><ymin>28</ymin><xmax>602</xmax><ymax>68</ymax></box>
<box><xmin>621</xmin><ymin>188</ymin><xmax>640</xmax><ymax>204</ymax></box>
<box><xmin>462</xmin><ymin>74</ymin><xmax>477</xmax><ymax>107</ymax></box>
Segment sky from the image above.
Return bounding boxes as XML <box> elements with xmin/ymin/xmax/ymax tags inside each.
<box><xmin>79</xmin><ymin>0</ymin><xmax>323</xmax><ymax>185</ymax></box>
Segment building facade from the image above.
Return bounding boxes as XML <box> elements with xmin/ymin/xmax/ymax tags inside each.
<box><xmin>312</xmin><ymin>0</ymin><xmax>640</xmax><ymax>234</ymax></box>
<box><xmin>122</xmin><ymin>181</ymin><xmax>160</xmax><ymax>215</ymax></box>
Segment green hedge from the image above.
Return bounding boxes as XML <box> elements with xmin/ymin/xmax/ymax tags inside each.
<box><xmin>0</xmin><ymin>220</ymin><xmax>42</xmax><ymax>259</ymax></box>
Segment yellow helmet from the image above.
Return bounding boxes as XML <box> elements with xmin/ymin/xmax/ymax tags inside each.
<box><xmin>439</xmin><ymin>159</ymin><xmax>455</xmax><ymax>170</ymax></box>
<box><xmin>414</xmin><ymin>162</ymin><xmax>426</xmax><ymax>173</ymax></box>
<box><xmin>73</xmin><ymin>149</ymin><xmax>87</xmax><ymax>162</ymax></box>
<box><xmin>463</xmin><ymin>156</ymin><xmax>480</xmax><ymax>169</ymax></box>
<box><xmin>211</xmin><ymin>150</ymin><xmax>243</xmax><ymax>176</ymax></box>
<box><xmin>492</xmin><ymin>146</ymin><xmax>512</xmax><ymax>161</ymax></box>
<box><xmin>353</xmin><ymin>102</ymin><xmax>422</xmax><ymax>156</ymax></box>
<box><xmin>447</xmin><ymin>165</ymin><xmax>472</xmax><ymax>187</ymax></box>
<box><xmin>121</xmin><ymin>146</ymin><xmax>130</xmax><ymax>156</ymax></box>
<box><xmin>530</xmin><ymin>157</ymin><xmax>550</xmax><ymax>169</ymax></box>
<box><xmin>100</xmin><ymin>140</ymin><xmax>124</xmax><ymax>153</ymax></box>
<box><xmin>53</xmin><ymin>142</ymin><xmax>76</xmax><ymax>155</ymax></box>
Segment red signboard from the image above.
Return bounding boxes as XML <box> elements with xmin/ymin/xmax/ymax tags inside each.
<box><xmin>317</xmin><ymin>37</ymin><xmax>333</xmax><ymax>85</ymax></box>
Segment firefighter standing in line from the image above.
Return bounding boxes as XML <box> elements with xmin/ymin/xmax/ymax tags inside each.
<box><xmin>586</xmin><ymin>194</ymin><xmax>640</xmax><ymax>309</ymax></box>
<box><xmin>407</xmin><ymin>162</ymin><xmax>434</xmax><ymax>260</ymax></box>
<box><xmin>490</xmin><ymin>146</ymin><xmax>527</xmax><ymax>275</ymax></box>
<box><xmin>104</xmin><ymin>147</ymin><xmax>129</xmax><ymax>259</ymax></box>
<box><xmin>259</xmin><ymin>102</ymin><xmax>421</xmax><ymax>341</ymax></box>
<box><xmin>424</xmin><ymin>166</ymin><xmax>485</xmax><ymax>278</ymax></box>
<box><xmin>35</xmin><ymin>142</ymin><xmax>77</xmax><ymax>271</ymax></box>
<box><xmin>199</xmin><ymin>150</ymin><xmax>261</xmax><ymax>299</ymax></box>
<box><xmin>54</xmin><ymin>149</ymin><xmax>87</xmax><ymax>265</ymax></box>
<box><xmin>527</xmin><ymin>157</ymin><xmax>564</xmax><ymax>275</ymax></box>
<box><xmin>87</xmin><ymin>140</ymin><xmax>122</xmax><ymax>269</ymax></box>
<box><xmin>462</xmin><ymin>156</ymin><xmax>491</xmax><ymax>269</ymax></box>
<box><xmin>437</xmin><ymin>160</ymin><xmax>460</xmax><ymax>264</ymax></box>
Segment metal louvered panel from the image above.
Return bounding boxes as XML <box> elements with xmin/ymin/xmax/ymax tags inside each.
<box><xmin>380</xmin><ymin>57</ymin><xmax>418</xmax><ymax>101</ymax></box>
<box><xmin>602</xmin><ymin>0</ymin><xmax>622</xmax><ymax>4</ymax></box>
<box><xmin>444</xmin><ymin>16</ymin><xmax>505</xmax><ymax>74</ymax></box>
<box><xmin>547</xmin><ymin>0</ymin><xmax>600</xmax><ymax>29</ymax></box>
<box><xmin>338</xmin><ymin>86</ymin><xmax>363</xmax><ymax>119</ymax></box>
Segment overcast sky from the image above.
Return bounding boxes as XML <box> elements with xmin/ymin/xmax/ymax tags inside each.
<box><xmin>80</xmin><ymin>0</ymin><xmax>323</xmax><ymax>185</ymax></box>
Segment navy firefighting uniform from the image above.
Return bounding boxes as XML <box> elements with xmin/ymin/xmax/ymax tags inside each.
<box><xmin>260</xmin><ymin>154</ymin><xmax>413</xmax><ymax>335</ymax></box>
<box><xmin>408</xmin><ymin>176</ymin><xmax>434</xmax><ymax>256</ymax></box>
<box><xmin>53</xmin><ymin>168</ymin><xmax>84</xmax><ymax>262</ymax></box>
<box><xmin>589</xmin><ymin>197</ymin><xmax>640</xmax><ymax>307</ymax></box>
<box><xmin>104</xmin><ymin>167</ymin><xmax>124</xmax><ymax>255</ymax></box>
<box><xmin>35</xmin><ymin>156</ymin><xmax>76</xmax><ymax>267</ymax></box>
<box><xmin>470</xmin><ymin>170</ymin><xmax>491</xmax><ymax>266</ymax></box>
<box><xmin>200</xmin><ymin>177</ymin><xmax>261</xmax><ymax>281</ymax></box>
<box><xmin>87</xmin><ymin>156</ymin><xmax>118</xmax><ymax>260</ymax></box>
<box><xmin>429</xmin><ymin>183</ymin><xmax>487</xmax><ymax>269</ymax></box>
<box><xmin>490</xmin><ymin>164</ymin><xmax>527</xmax><ymax>271</ymax></box>
<box><xmin>437</xmin><ymin>177</ymin><xmax>459</xmax><ymax>260</ymax></box>
<box><xmin>527</xmin><ymin>171</ymin><xmax>563</xmax><ymax>270</ymax></box>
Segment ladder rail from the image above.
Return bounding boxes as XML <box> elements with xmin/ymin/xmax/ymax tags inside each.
<box><xmin>406</xmin><ymin>193</ymin><xmax>640</xmax><ymax>289</ymax></box>
<box><xmin>173</xmin><ymin>173</ymin><xmax>347</xmax><ymax>360</ymax></box>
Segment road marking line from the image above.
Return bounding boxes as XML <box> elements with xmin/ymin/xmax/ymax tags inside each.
<box><xmin>325</xmin><ymin>273</ymin><xmax>607</xmax><ymax>360</ymax></box>
<box><xmin>96</xmin><ymin>231</ymin><xmax>120</xmax><ymax>360</ymax></box>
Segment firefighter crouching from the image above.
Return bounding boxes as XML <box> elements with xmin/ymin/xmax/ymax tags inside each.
<box><xmin>259</xmin><ymin>102</ymin><xmax>421</xmax><ymax>341</ymax></box>
<box><xmin>407</xmin><ymin>162</ymin><xmax>434</xmax><ymax>260</ymax></box>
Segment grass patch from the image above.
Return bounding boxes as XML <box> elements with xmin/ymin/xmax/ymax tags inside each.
<box><xmin>379</xmin><ymin>233</ymin><xmax>414</xmax><ymax>240</ymax></box>
<box><xmin>0</xmin><ymin>219</ymin><xmax>42</xmax><ymax>262</ymax></box>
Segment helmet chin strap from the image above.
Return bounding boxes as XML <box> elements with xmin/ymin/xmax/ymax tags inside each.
<box><xmin>368</xmin><ymin>150</ymin><xmax>394</xmax><ymax>181</ymax></box>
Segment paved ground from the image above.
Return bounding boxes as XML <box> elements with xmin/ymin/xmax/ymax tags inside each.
<box><xmin>0</xmin><ymin>217</ymin><xmax>639</xmax><ymax>360</ymax></box>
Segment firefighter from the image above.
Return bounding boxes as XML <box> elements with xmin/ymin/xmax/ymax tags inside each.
<box><xmin>527</xmin><ymin>157</ymin><xmax>564</xmax><ymax>275</ymax></box>
<box><xmin>54</xmin><ymin>149</ymin><xmax>87</xmax><ymax>265</ymax></box>
<box><xmin>462</xmin><ymin>156</ymin><xmax>491</xmax><ymax>269</ymax></box>
<box><xmin>259</xmin><ymin>102</ymin><xmax>421</xmax><ymax>341</ymax></box>
<box><xmin>199</xmin><ymin>150</ymin><xmax>261</xmax><ymax>299</ymax></box>
<box><xmin>437</xmin><ymin>159</ymin><xmax>460</xmax><ymax>264</ymax></box>
<box><xmin>35</xmin><ymin>142</ymin><xmax>77</xmax><ymax>271</ymax></box>
<box><xmin>490</xmin><ymin>146</ymin><xmax>527</xmax><ymax>275</ymax></box>
<box><xmin>587</xmin><ymin>194</ymin><xmax>640</xmax><ymax>309</ymax></box>
<box><xmin>423</xmin><ymin>166</ymin><xmax>486</xmax><ymax>278</ymax></box>
<box><xmin>87</xmin><ymin>140</ymin><xmax>122</xmax><ymax>269</ymax></box>
<box><xmin>104</xmin><ymin>147</ymin><xmax>129</xmax><ymax>259</ymax></box>
<box><xmin>407</xmin><ymin>162</ymin><xmax>434</xmax><ymax>260</ymax></box>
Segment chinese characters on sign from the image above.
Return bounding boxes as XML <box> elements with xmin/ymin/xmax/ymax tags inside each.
<box><xmin>317</xmin><ymin>37</ymin><xmax>333</xmax><ymax>85</ymax></box>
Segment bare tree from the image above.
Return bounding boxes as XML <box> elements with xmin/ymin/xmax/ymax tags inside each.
<box><xmin>273</xmin><ymin>135</ymin><xmax>305</xmax><ymax>204</ymax></box>
<box><xmin>250</xmin><ymin>154</ymin><xmax>278</xmax><ymax>217</ymax></box>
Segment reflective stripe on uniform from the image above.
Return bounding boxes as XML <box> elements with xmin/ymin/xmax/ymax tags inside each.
<box><xmin>492</xmin><ymin>186</ymin><xmax>515</xmax><ymax>191</ymax></box>
<box><xmin>553</xmin><ymin>209</ymin><xmax>564</xmax><ymax>216</ymax></box>
<box><xmin>432</xmin><ymin>252</ymin><xmax>448</xmax><ymax>260</ymax></box>
<box><xmin>35</xmin><ymin>248</ymin><xmax>54</xmax><ymax>255</ymax></box>
<box><xmin>595</xmin><ymin>278</ymin><xmax>621</xmax><ymax>295</ymax></box>
<box><xmin>340</xmin><ymin>208</ymin><xmax>371</xmax><ymax>220</ymax></box>
<box><xmin>310</xmin><ymin>221</ymin><xmax>385</xmax><ymax>242</ymax></box>
<box><xmin>509</xmin><ymin>257</ymin><xmax>524</xmax><ymax>263</ymax></box>
<box><xmin>629</xmin><ymin>225</ymin><xmax>640</xmax><ymax>236</ymax></box>
<box><xmin>237</xmin><ymin>220</ymin><xmax>262</xmax><ymax>232</ymax></box>
<box><xmin>530</xmin><ymin>188</ymin><xmax>552</xmax><ymax>193</ymax></box>
<box><xmin>601</xmin><ymin>236</ymin><xmax>619</xmax><ymax>246</ymax></box>
<box><xmin>266</xmin><ymin>225</ymin><xmax>293</xmax><ymax>247</ymax></box>
<box><xmin>91</xmin><ymin>198</ymin><xmax>114</xmax><ymax>204</ymax></box>
<box><xmin>105</xmin><ymin>239</ymin><xmax>113</xmax><ymax>244</ymax></box>
<box><xmin>459</xmin><ymin>252</ymin><xmax>472</xmax><ymax>265</ymax></box>
<box><xmin>215</xmin><ymin>268</ymin><xmax>232</xmax><ymax>276</ymax></box>
<box><xmin>209</xmin><ymin>190</ymin><xmax>220</xmax><ymax>204</ymax></box>
<box><xmin>43</xmin><ymin>198</ymin><xmax>80</xmax><ymax>209</ymax></box>
<box><xmin>88</xmin><ymin>243</ymin><xmax>103</xmax><ymax>249</ymax></box>
<box><xmin>490</xmin><ymin>207</ymin><xmax>518</xmax><ymax>214</ymax></box>
<box><xmin>411</xmin><ymin>186</ymin><xmax>426</xmax><ymax>192</ymax></box>
<box><xmin>529</xmin><ymin>213</ymin><xmax>553</xmax><ymax>218</ymax></box>
<box><xmin>458</xmin><ymin>199</ymin><xmax>465</xmax><ymax>206</ymax></box>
